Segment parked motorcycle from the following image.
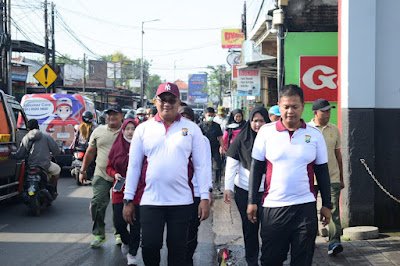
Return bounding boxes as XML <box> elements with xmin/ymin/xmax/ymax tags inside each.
<box><xmin>22</xmin><ymin>166</ymin><xmax>56</xmax><ymax>216</ymax></box>
<box><xmin>70</xmin><ymin>146</ymin><xmax>94</xmax><ymax>186</ymax></box>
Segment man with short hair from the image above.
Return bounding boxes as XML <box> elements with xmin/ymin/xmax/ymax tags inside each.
<box><xmin>79</xmin><ymin>105</ymin><xmax>124</xmax><ymax>248</ymax></box>
<box><xmin>123</xmin><ymin>82</ymin><xmax>210</xmax><ymax>265</ymax></box>
<box><xmin>12</xmin><ymin>119</ymin><xmax>61</xmax><ymax>196</ymax></box>
<box><xmin>214</xmin><ymin>106</ymin><xmax>229</xmax><ymax>132</ymax></box>
<box><xmin>268</xmin><ymin>105</ymin><xmax>281</xmax><ymax>122</ymax></box>
<box><xmin>199</xmin><ymin>107</ymin><xmax>226</xmax><ymax>192</ymax></box>
<box><xmin>309</xmin><ymin>98</ymin><xmax>344</xmax><ymax>256</ymax></box>
<box><xmin>247</xmin><ymin>84</ymin><xmax>332</xmax><ymax>265</ymax></box>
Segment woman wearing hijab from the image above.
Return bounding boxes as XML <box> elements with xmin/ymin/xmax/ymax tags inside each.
<box><xmin>106</xmin><ymin>119</ymin><xmax>141</xmax><ymax>265</ymax></box>
<box><xmin>222</xmin><ymin>109</ymin><xmax>246</xmax><ymax>150</ymax></box>
<box><xmin>224</xmin><ymin>107</ymin><xmax>270</xmax><ymax>266</ymax></box>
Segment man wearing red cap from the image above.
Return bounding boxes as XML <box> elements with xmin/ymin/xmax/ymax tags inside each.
<box><xmin>123</xmin><ymin>82</ymin><xmax>210</xmax><ymax>265</ymax></box>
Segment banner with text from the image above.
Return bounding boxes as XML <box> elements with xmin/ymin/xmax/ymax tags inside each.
<box><xmin>237</xmin><ymin>69</ymin><xmax>260</xmax><ymax>97</ymax></box>
<box><xmin>221</xmin><ymin>29</ymin><xmax>245</xmax><ymax>49</ymax></box>
<box><xmin>188</xmin><ymin>74</ymin><xmax>208</xmax><ymax>104</ymax></box>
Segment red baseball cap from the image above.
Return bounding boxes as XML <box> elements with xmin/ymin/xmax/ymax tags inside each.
<box><xmin>156</xmin><ymin>82</ymin><xmax>180</xmax><ymax>98</ymax></box>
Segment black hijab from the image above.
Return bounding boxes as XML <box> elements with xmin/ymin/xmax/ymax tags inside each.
<box><xmin>226</xmin><ymin>107</ymin><xmax>270</xmax><ymax>171</ymax></box>
<box><xmin>227</xmin><ymin>109</ymin><xmax>246</xmax><ymax>129</ymax></box>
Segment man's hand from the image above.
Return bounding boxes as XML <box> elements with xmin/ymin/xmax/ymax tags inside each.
<box><xmin>123</xmin><ymin>203</ymin><xmax>136</xmax><ymax>225</ymax></box>
<box><xmin>247</xmin><ymin>204</ymin><xmax>258</xmax><ymax>224</ymax></box>
<box><xmin>79</xmin><ymin>172</ymin><xmax>87</xmax><ymax>184</ymax></box>
<box><xmin>209</xmin><ymin>192</ymin><xmax>213</xmax><ymax>207</ymax></box>
<box><xmin>220</xmin><ymin>147</ymin><xmax>226</xmax><ymax>156</ymax></box>
<box><xmin>224</xmin><ymin>190</ymin><xmax>233</xmax><ymax>204</ymax></box>
<box><xmin>198</xmin><ymin>199</ymin><xmax>210</xmax><ymax>221</ymax></box>
<box><xmin>320</xmin><ymin>206</ymin><xmax>332</xmax><ymax>226</ymax></box>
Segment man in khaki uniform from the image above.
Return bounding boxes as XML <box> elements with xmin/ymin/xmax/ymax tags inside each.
<box><xmin>309</xmin><ymin>98</ymin><xmax>344</xmax><ymax>256</ymax></box>
<box><xmin>79</xmin><ymin>105</ymin><xmax>124</xmax><ymax>248</ymax></box>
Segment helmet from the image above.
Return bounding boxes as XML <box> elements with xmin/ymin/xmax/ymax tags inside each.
<box><xmin>82</xmin><ymin>111</ymin><xmax>94</xmax><ymax>123</ymax></box>
<box><xmin>136</xmin><ymin>107</ymin><xmax>146</xmax><ymax>115</ymax></box>
<box><xmin>124</xmin><ymin>113</ymin><xmax>135</xmax><ymax>120</ymax></box>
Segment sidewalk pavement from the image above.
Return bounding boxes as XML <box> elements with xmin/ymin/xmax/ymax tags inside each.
<box><xmin>211</xmin><ymin>194</ymin><xmax>400</xmax><ymax>266</ymax></box>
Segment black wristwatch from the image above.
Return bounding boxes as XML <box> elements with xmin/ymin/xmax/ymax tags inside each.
<box><xmin>123</xmin><ymin>199</ymin><xmax>134</xmax><ymax>205</ymax></box>
<box><xmin>79</xmin><ymin>170</ymin><xmax>87</xmax><ymax>174</ymax></box>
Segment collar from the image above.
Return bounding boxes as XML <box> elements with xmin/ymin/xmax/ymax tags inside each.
<box><xmin>154</xmin><ymin>113</ymin><xmax>181</xmax><ymax>122</ymax></box>
<box><xmin>309</xmin><ymin>119</ymin><xmax>331</xmax><ymax>128</ymax></box>
<box><xmin>276</xmin><ymin>118</ymin><xmax>307</xmax><ymax>132</ymax></box>
<box><xmin>107</xmin><ymin>124</ymin><xmax>122</xmax><ymax>133</ymax></box>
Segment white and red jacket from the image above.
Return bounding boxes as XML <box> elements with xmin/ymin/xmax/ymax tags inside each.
<box><xmin>124</xmin><ymin>114</ymin><xmax>209</xmax><ymax>206</ymax></box>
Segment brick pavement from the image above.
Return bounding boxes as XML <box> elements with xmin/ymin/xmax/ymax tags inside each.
<box><xmin>211</xmin><ymin>195</ymin><xmax>400</xmax><ymax>266</ymax></box>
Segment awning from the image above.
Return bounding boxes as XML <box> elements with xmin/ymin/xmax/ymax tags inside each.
<box><xmin>237</xmin><ymin>56</ymin><xmax>277</xmax><ymax>78</ymax></box>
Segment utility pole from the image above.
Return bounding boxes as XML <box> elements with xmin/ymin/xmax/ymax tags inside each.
<box><xmin>44</xmin><ymin>0</ymin><xmax>48</xmax><ymax>64</ymax></box>
<box><xmin>1</xmin><ymin>0</ymin><xmax>12</xmax><ymax>94</ymax></box>
<box><xmin>141</xmin><ymin>19</ymin><xmax>159</xmax><ymax>107</ymax></box>
<box><xmin>44</xmin><ymin>0</ymin><xmax>49</xmax><ymax>93</ymax></box>
<box><xmin>218</xmin><ymin>65</ymin><xmax>223</xmax><ymax>106</ymax></box>
<box><xmin>0</xmin><ymin>0</ymin><xmax>6</xmax><ymax>91</ymax></box>
<box><xmin>83</xmin><ymin>53</ymin><xmax>86</xmax><ymax>92</ymax></box>
<box><xmin>51</xmin><ymin>1</ymin><xmax>55</xmax><ymax>93</ymax></box>
<box><xmin>242</xmin><ymin>1</ymin><xmax>247</xmax><ymax>39</ymax></box>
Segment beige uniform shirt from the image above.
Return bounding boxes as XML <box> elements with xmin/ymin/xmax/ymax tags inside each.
<box><xmin>89</xmin><ymin>124</ymin><xmax>121</xmax><ymax>182</ymax></box>
<box><xmin>309</xmin><ymin>120</ymin><xmax>341</xmax><ymax>184</ymax></box>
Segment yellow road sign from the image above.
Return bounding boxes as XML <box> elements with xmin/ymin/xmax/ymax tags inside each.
<box><xmin>33</xmin><ymin>64</ymin><xmax>57</xmax><ymax>88</ymax></box>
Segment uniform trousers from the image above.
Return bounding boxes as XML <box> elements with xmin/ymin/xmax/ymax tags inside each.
<box><xmin>260</xmin><ymin>202</ymin><xmax>318</xmax><ymax>266</ymax></box>
<box><xmin>140</xmin><ymin>204</ymin><xmax>193</xmax><ymax>266</ymax></box>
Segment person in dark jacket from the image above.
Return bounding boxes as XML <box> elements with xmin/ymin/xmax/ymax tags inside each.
<box><xmin>12</xmin><ymin>119</ymin><xmax>61</xmax><ymax>193</ymax></box>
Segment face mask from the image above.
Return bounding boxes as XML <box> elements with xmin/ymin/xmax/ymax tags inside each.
<box><xmin>123</xmin><ymin>135</ymin><xmax>132</xmax><ymax>143</ymax></box>
<box><xmin>59</xmin><ymin>113</ymin><xmax>70</xmax><ymax>119</ymax></box>
<box><xmin>206</xmin><ymin>116</ymin><xmax>214</xmax><ymax>122</ymax></box>
<box><xmin>139</xmin><ymin>117</ymin><xmax>144</xmax><ymax>121</ymax></box>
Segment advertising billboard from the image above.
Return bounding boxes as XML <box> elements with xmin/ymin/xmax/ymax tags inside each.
<box><xmin>300</xmin><ymin>56</ymin><xmax>338</xmax><ymax>102</ymax></box>
<box><xmin>221</xmin><ymin>29</ymin><xmax>245</xmax><ymax>49</ymax></box>
<box><xmin>188</xmin><ymin>74</ymin><xmax>208</xmax><ymax>104</ymax></box>
<box><xmin>237</xmin><ymin>69</ymin><xmax>260</xmax><ymax>97</ymax></box>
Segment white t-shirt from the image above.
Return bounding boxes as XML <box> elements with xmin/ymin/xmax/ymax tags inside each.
<box><xmin>124</xmin><ymin>115</ymin><xmax>209</xmax><ymax>206</ymax></box>
<box><xmin>252</xmin><ymin>120</ymin><xmax>328</xmax><ymax>208</ymax></box>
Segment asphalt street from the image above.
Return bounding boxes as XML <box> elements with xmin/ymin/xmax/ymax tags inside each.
<box><xmin>0</xmin><ymin>172</ymin><xmax>216</xmax><ymax>266</ymax></box>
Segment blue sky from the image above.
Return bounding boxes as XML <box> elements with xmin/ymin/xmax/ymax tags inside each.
<box><xmin>12</xmin><ymin>0</ymin><xmax>257</xmax><ymax>82</ymax></box>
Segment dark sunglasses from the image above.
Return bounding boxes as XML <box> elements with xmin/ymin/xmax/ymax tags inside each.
<box><xmin>156</xmin><ymin>97</ymin><xmax>178</xmax><ymax>105</ymax></box>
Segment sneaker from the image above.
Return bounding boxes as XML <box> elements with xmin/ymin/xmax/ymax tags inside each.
<box><xmin>328</xmin><ymin>243</ymin><xmax>343</xmax><ymax>256</ymax></box>
<box><xmin>127</xmin><ymin>253</ymin><xmax>138</xmax><ymax>265</ymax></box>
<box><xmin>121</xmin><ymin>243</ymin><xmax>129</xmax><ymax>255</ymax></box>
<box><xmin>90</xmin><ymin>235</ymin><xmax>106</xmax><ymax>248</ymax></box>
<box><xmin>115</xmin><ymin>234</ymin><xmax>122</xmax><ymax>245</ymax></box>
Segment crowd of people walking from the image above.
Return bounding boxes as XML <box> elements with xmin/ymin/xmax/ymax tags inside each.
<box><xmin>75</xmin><ymin>82</ymin><xmax>343</xmax><ymax>266</ymax></box>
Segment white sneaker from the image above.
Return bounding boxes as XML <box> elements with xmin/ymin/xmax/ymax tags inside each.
<box><xmin>121</xmin><ymin>243</ymin><xmax>129</xmax><ymax>255</ymax></box>
<box><xmin>127</xmin><ymin>253</ymin><xmax>138</xmax><ymax>265</ymax></box>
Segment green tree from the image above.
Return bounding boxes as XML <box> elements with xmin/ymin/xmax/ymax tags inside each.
<box><xmin>100</xmin><ymin>52</ymin><xmax>151</xmax><ymax>92</ymax></box>
<box><xmin>145</xmin><ymin>74</ymin><xmax>162</xmax><ymax>100</ymax></box>
<box><xmin>204</xmin><ymin>65</ymin><xmax>231</xmax><ymax>105</ymax></box>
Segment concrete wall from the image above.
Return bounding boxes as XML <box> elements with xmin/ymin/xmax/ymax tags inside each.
<box><xmin>340</xmin><ymin>0</ymin><xmax>400</xmax><ymax>228</ymax></box>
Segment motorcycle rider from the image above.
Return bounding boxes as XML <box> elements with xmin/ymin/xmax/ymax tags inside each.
<box><xmin>11</xmin><ymin>119</ymin><xmax>61</xmax><ymax>196</ymax></box>
<box><xmin>135</xmin><ymin>107</ymin><xmax>147</xmax><ymax>124</ymax></box>
<box><xmin>70</xmin><ymin>111</ymin><xmax>96</xmax><ymax>150</ymax></box>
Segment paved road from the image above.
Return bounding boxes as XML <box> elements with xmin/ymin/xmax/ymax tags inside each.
<box><xmin>2</xmin><ymin>172</ymin><xmax>400</xmax><ymax>266</ymax></box>
<box><xmin>0</xmin><ymin>174</ymin><xmax>215</xmax><ymax>266</ymax></box>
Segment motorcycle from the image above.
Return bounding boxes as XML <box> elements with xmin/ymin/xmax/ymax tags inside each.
<box><xmin>22</xmin><ymin>166</ymin><xmax>56</xmax><ymax>216</ymax></box>
<box><xmin>70</xmin><ymin>146</ymin><xmax>94</xmax><ymax>186</ymax></box>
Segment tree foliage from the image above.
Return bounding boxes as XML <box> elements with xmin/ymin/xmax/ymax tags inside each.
<box><xmin>101</xmin><ymin>51</ymin><xmax>151</xmax><ymax>92</ymax></box>
<box><xmin>204</xmin><ymin>65</ymin><xmax>231</xmax><ymax>105</ymax></box>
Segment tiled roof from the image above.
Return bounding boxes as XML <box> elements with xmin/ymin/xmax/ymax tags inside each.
<box><xmin>175</xmin><ymin>79</ymin><xmax>188</xmax><ymax>90</ymax></box>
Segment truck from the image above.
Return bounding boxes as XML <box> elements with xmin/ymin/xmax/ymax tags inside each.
<box><xmin>0</xmin><ymin>89</ymin><xmax>28</xmax><ymax>202</ymax></box>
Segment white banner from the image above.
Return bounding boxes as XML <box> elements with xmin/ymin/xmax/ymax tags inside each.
<box><xmin>237</xmin><ymin>69</ymin><xmax>260</xmax><ymax>96</ymax></box>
